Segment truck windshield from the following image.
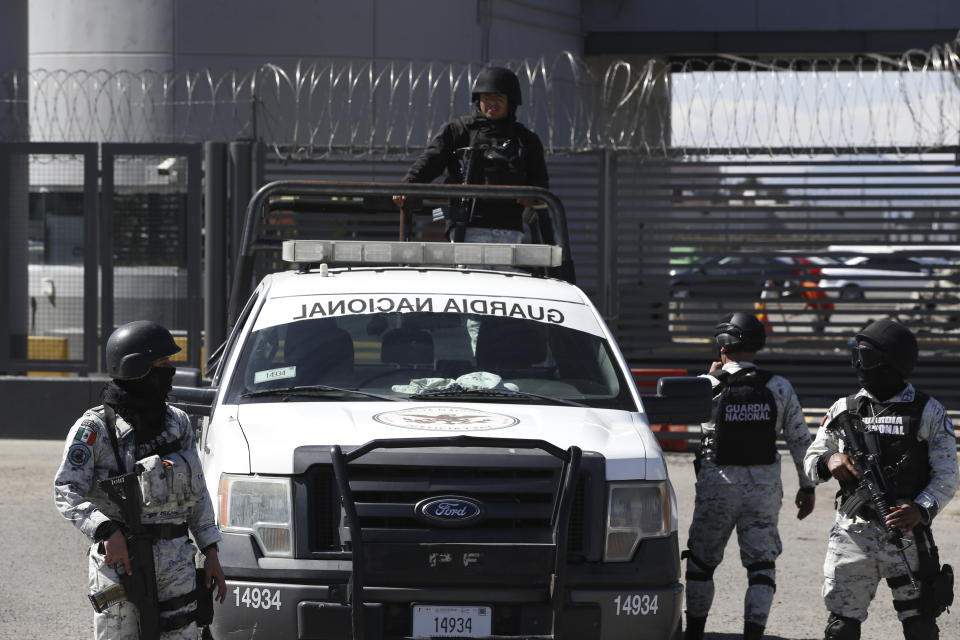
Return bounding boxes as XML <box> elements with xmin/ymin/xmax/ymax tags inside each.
<box><xmin>225</xmin><ymin>311</ymin><xmax>635</xmax><ymax>410</ymax></box>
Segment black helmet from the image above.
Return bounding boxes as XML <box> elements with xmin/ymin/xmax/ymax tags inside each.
<box><xmin>714</xmin><ymin>312</ymin><xmax>766</xmax><ymax>353</ymax></box>
<box><xmin>105</xmin><ymin>320</ymin><xmax>180</xmax><ymax>380</ymax></box>
<box><xmin>471</xmin><ymin>66</ymin><xmax>522</xmax><ymax>106</ymax></box>
<box><xmin>854</xmin><ymin>319</ymin><xmax>918</xmax><ymax>378</ymax></box>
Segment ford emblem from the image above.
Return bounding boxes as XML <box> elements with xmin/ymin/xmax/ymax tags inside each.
<box><xmin>414</xmin><ymin>496</ymin><xmax>484</xmax><ymax>527</ymax></box>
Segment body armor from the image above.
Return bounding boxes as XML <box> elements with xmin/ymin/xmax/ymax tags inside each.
<box><xmin>840</xmin><ymin>392</ymin><xmax>931</xmax><ymax>507</ymax></box>
<box><xmin>711</xmin><ymin>369</ymin><xmax>778</xmax><ymax>466</ymax></box>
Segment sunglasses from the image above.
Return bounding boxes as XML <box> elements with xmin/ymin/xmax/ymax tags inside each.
<box><xmin>850</xmin><ymin>343</ymin><xmax>886</xmax><ymax>370</ymax></box>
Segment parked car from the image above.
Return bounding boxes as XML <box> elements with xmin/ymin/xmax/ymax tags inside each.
<box><xmin>668</xmin><ymin>254</ymin><xmax>836</xmax><ymax>300</ymax></box>
<box><xmin>817</xmin><ymin>255</ymin><xmax>939</xmax><ymax>300</ymax></box>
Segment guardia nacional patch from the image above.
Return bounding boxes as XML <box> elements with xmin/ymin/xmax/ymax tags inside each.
<box><xmin>67</xmin><ymin>443</ymin><xmax>92</xmax><ymax>466</ymax></box>
<box><xmin>74</xmin><ymin>421</ymin><xmax>97</xmax><ymax>446</ymax></box>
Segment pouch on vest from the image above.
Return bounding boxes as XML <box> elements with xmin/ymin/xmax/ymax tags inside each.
<box><xmin>137</xmin><ymin>448</ymin><xmax>204</xmax><ymax>515</ymax></box>
<box><xmin>713</xmin><ymin>369</ymin><xmax>778</xmax><ymax>466</ymax></box>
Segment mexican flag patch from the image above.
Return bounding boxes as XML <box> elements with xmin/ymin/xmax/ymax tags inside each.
<box><xmin>74</xmin><ymin>424</ymin><xmax>97</xmax><ymax>446</ymax></box>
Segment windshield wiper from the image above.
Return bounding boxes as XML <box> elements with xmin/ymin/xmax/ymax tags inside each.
<box><xmin>242</xmin><ymin>385</ymin><xmax>400</xmax><ymax>402</ymax></box>
<box><xmin>411</xmin><ymin>387</ymin><xmax>587</xmax><ymax>408</ymax></box>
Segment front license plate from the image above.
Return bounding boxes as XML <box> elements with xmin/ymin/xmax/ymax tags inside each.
<box><xmin>412</xmin><ymin>604</ymin><xmax>492</xmax><ymax>638</ymax></box>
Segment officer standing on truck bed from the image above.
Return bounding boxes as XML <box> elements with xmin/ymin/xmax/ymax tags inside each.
<box><xmin>803</xmin><ymin>319</ymin><xmax>958</xmax><ymax>640</ymax></box>
<box><xmin>53</xmin><ymin>321</ymin><xmax>226</xmax><ymax>639</ymax></box>
<box><xmin>684</xmin><ymin>312</ymin><xmax>816</xmax><ymax>640</ymax></box>
<box><xmin>393</xmin><ymin>65</ymin><xmax>549</xmax><ymax>243</ymax></box>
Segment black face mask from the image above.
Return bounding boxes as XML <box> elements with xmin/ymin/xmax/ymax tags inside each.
<box><xmin>121</xmin><ymin>366</ymin><xmax>175</xmax><ymax>401</ymax></box>
<box><xmin>856</xmin><ymin>364</ymin><xmax>906</xmax><ymax>402</ymax></box>
<box><xmin>104</xmin><ymin>366</ymin><xmax>176</xmax><ymax>437</ymax></box>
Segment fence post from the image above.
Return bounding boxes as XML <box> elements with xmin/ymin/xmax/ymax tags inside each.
<box><xmin>0</xmin><ymin>150</ymin><xmax>9</xmax><ymax>373</ymax></box>
<box><xmin>600</xmin><ymin>149</ymin><xmax>618</xmax><ymax>324</ymax></box>
<box><xmin>204</xmin><ymin>142</ymin><xmax>228</xmax><ymax>374</ymax></box>
<box><xmin>228</xmin><ymin>141</ymin><xmax>254</xmax><ymax>292</ymax></box>
<box><xmin>82</xmin><ymin>146</ymin><xmax>99</xmax><ymax>374</ymax></box>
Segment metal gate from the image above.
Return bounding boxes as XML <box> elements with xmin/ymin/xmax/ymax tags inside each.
<box><xmin>612</xmin><ymin>149</ymin><xmax>960</xmax><ymax>407</ymax></box>
<box><xmin>100</xmin><ymin>144</ymin><xmax>204</xmax><ymax>370</ymax></box>
<box><xmin>0</xmin><ymin>142</ymin><xmax>204</xmax><ymax>375</ymax></box>
<box><xmin>0</xmin><ymin>143</ymin><xmax>98</xmax><ymax>374</ymax></box>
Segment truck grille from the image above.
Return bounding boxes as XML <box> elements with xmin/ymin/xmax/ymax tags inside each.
<box><xmin>306</xmin><ymin>452</ymin><xmax>602</xmax><ymax>560</ymax></box>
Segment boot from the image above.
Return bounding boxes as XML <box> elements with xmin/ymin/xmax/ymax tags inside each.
<box><xmin>744</xmin><ymin>621</ymin><xmax>764</xmax><ymax>640</ymax></box>
<box><xmin>685</xmin><ymin>614</ymin><xmax>707</xmax><ymax>640</ymax></box>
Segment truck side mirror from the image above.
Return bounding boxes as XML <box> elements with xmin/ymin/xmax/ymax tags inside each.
<box><xmin>169</xmin><ymin>385</ymin><xmax>217</xmax><ymax>418</ymax></box>
<box><xmin>641</xmin><ymin>376</ymin><xmax>712</xmax><ymax>426</ymax></box>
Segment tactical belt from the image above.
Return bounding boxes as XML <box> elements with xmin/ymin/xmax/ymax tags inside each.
<box><xmin>142</xmin><ymin>523</ymin><xmax>189</xmax><ymax>540</ymax></box>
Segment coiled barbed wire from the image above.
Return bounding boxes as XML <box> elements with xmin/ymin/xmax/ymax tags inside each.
<box><xmin>2</xmin><ymin>41</ymin><xmax>960</xmax><ymax>157</ymax></box>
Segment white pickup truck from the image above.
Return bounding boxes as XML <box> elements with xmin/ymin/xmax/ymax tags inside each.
<box><xmin>173</xmin><ymin>183</ymin><xmax>710</xmax><ymax>640</ymax></box>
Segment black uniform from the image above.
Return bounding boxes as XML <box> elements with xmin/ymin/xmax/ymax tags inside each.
<box><xmin>402</xmin><ymin>114</ymin><xmax>548</xmax><ymax>231</ymax></box>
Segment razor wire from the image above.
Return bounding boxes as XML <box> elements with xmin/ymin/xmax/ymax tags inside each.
<box><xmin>2</xmin><ymin>39</ymin><xmax>960</xmax><ymax>157</ymax></box>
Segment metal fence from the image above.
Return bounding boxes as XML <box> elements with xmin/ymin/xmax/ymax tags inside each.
<box><xmin>4</xmin><ymin>42</ymin><xmax>960</xmax><ymax>155</ymax></box>
<box><xmin>4</xmin><ymin>43</ymin><xmax>960</xmax><ymax>410</ymax></box>
<box><xmin>0</xmin><ymin>143</ymin><xmax>204</xmax><ymax>374</ymax></box>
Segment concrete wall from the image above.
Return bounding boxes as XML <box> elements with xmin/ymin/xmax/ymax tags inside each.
<box><xmin>29</xmin><ymin>1</ymin><xmax>582</xmax><ymax>71</ymax></box>
<box><xmin>0</xmin><ymin>0</ymin><xmax>28</xmax><ymax>141</ymax></box>
<box><xmin>27</xmin><ymin>1</ymin><xmax>582</xmax><ymax>144</ymax></box>
<box><xmin>583</xmin><ymin>0</ymin><xmax>960</xmax><ymax>55</ymax></box>
<box><xmin>0</xmin><ymin>376</ymin><xmax>109</xmax><ymax>439</ymax></box>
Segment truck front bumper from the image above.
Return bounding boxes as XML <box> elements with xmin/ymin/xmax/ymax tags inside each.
<box><xmin>211</xmin><ymin>580</ymin><xmax>682</xmax><ymax>640</ymax></box>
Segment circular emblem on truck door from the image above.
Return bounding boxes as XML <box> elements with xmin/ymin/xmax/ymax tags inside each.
<box><xmin>415</xmin><ymin>496</ymin><xmax>485</xmax><ymax>527</ymax></box>
<box><xmin>373</xmin><ymin>406</ymin><xmax>519</xmax><ymax>431</ymax></box>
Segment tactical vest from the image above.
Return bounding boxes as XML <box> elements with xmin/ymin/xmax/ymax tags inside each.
<box><xmin>97</xmin><ymin>406</ymin><xmax>202</xmax><ymax>516</ymax></box>
<box><xmin>843</xmin><ymin>391</ymin><xmax>931</xmax><ymax>501</ymax></box>
<box><xmin>711</xmin><ymin>369</ymin><xmax>779</xmax><ymax>466</ymax></box>
<box><xmin>455</xmin><ymin>116</ymin><xmax>530</xmax><ymax>186</ymax></box>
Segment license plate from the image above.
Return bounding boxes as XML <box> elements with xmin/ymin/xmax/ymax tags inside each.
<box><xmin>412</xmin><ymin>604</ymin><xmax>492</xmax><ymax>638</ymax></box>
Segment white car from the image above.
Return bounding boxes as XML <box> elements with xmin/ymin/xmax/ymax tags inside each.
<box><xmin>175</xmin><ymin>238</ymin><xmax>708</xmax><ymax>640</ymax></box>
<box><xmin>817</xmin><ymin>255</ymin><xmax>936</xmax><ymax>300</ymax></box>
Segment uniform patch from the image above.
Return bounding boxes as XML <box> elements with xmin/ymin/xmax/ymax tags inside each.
<box><xmin>73</xmin><ymin>423</ymin><xmax>97</xmax><ymax>445</ymax></box>
<box><xmin>67</xmin><ymin>443</ymin><xmax>92</xmax><ymax>466</ymax></box>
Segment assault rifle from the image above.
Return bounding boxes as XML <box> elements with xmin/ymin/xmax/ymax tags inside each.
<box><xmin>90</xmin><ymin>472</ymin><xmax>162</xmax><ymax>640</ymax></box>
<box><xmin>449</xmin><ymin>145</ymin><xmax>488</xmax><ymax>242</ymax></box>
<box><xmin>835</xmin><ymin>414</ymin><xmax>919</xmax><ymax>590</ymax></box>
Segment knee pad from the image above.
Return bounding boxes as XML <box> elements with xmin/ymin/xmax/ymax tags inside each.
<box><xmin>746</xmin><ymin>561</ymin><xmax>776</xmax><ymax>591</ymax></box>
<box><xmin>824</xmin><ymin>613</ymin><xmax>861</xmax><ymax>640</ymax></box>
<box><xmin>901</xmin><ymin>616</ymin><xmax>938</xmax><ymax>640</ymax></box>
<box><xmin>682</xmin><ymin>550</ymin><xmax>717</xmax><ymax>582</ymax></box>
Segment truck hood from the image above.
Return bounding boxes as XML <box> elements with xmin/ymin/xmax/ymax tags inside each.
<box><xmin>235</xmin><ymin>402</ymin><xmax>665</xmax><ymax>480</ymax></box>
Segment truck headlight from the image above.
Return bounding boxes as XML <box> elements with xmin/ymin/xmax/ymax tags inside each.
<box><xmin>219</xmin><ymin>474</ymin><xmax>293</xmax><ymax>557</ymax></box>
<box><xmin>604</xmin><ymin>481</ymin><xmax>672</xmax><ymax>562</ymax></box>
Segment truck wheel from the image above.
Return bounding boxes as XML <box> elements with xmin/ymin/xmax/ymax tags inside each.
<box><xmin>840</xmin><ymin>284</ymin><xmax>864</xmax><ymax>300</ymax></box>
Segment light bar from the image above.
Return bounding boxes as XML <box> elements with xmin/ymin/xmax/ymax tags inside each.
<box><xmin>282</xmin><ymin>240</ymin><xmax>563</xmax><ymax>268</ymax></box>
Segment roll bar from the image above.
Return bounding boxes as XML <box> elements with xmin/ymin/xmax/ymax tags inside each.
<box><xmin>227</xmin><ymin>180</ymin><xmax>576</xmax><ymax>324</ymax></box>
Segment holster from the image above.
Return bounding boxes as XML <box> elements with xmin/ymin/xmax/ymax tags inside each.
<box><xmin>194</xmin><ymin>568</ymin><xmax>215</xmax><ymax>627</ymax></box>
<box><xmin>916</xmin><ymin>525</ymin><xmax>954</xmax><ymax>618</ymax></box>
<box><xmin>921</xmin><ymin>564</ymin><xmax>954</xmax><ymax>618</ymax></box>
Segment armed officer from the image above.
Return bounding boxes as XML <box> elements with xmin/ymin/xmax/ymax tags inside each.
<box><xmin>54</xmin><ymin>321</ymin><xmax>226</xmax><ymax>639</ymax></box>
<box><xmin>393</xmin><ymin>65</ymin><xmax>549</xmax><ymax>243</ymax></box>
<box><xmin>685</xmin><ymin>313</ymin><xmax>816</xmax><ymax>640</ymax></box>
<box><xmin>804</xmin><ymin>319</ymin><xmax>958</xmax><ymax>640</ymax></box>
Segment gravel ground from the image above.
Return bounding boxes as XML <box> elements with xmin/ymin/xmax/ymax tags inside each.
<box><xmin>2</xmin><ymin>440</ymin><xmax>957</xmax><ymax>639</ymax></box>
